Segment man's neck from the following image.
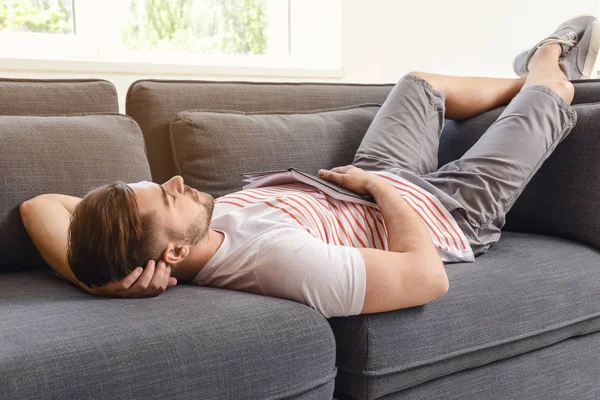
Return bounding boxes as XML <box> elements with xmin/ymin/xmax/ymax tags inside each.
<box><xmin>171</xmin><ymin>229</ymin><xmax>224</xmax><ymax>282</ymax></box>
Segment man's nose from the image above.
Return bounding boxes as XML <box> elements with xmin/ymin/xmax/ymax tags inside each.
<box><xmin>165</xmin><ymin>175</ymin><xmax>184</xmax><ymax>192</ymax></box>
<box><xmin>175</xmin><ymin>175</ymin><xmax>186</xmax><ymax>192</ymax></box>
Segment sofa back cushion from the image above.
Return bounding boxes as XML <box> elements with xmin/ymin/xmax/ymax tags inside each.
<box><xmin>571</xmin><ymin>78</ymin><xmax>600</xmax><ymax>103</ymax></box>
<box><xmin>170</xmin><ymin>105</ymin><xmax>380</xmax><ymax>197</ymax></box>
<box><xmin>126</xmin><ymin>80</ymin><xmax>393</xmax><ymax>183</ymax></box>
<box><xmin>0</xmin><ymin>114</ymin><xmax>152</xmax><ymax>272</ymax></box>
<box><xmin>0</xmin><ymin>78</ymin><xmax>118</xmax><ymax>115</ymax></box>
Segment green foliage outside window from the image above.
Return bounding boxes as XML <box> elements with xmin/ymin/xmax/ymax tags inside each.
<box><xmin>0</xmin><ymin>0</ymin><xmax>268</xmax><ymax>55</ymax></box>
<box><xmin>0</xmin><ymin>0</ymin><xmax>73</xmax><ymax>33</ymax></box>
<box><xmin>121</xmin><ymin>0</ymin><xmax>268</xmax><ymax>55</ymax></box>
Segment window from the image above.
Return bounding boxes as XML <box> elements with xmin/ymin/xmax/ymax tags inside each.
<box><xmin>0</xmin><ymin>0</ymin><xmax>341</xmax><ymax>71</ymax></box>
<box><xmin>0</xmin><ymin>0</ymin><xmax>74</xmax><ymax>34</ymax></box>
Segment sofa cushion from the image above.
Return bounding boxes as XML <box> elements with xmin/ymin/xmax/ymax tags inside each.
<box><xmin>571</xmin><ymin>78</ymin><xmax>600</xmax><ymax>103</ymax></box>
<box><xmin>374</xmin><ymin>330</ymin><xmax>600</xmax><ymax>400</ymax></box>
<box><xmin>0</xmin><ymin>78</ymin><xmax>118</xmax><ymax>115</ymax></box>
<box><xmin>439</xmin><ymin>100</ymin><xmax>600</xmax><ymax>250</ymax></box>
<box><xmin>126</xmin><ymin>79</ymin><xmax>393</xmax><ymax>183</ymax></box>
<box><xmin>0</xmin><ymin>114</ymin><xmax>152</xmax><ymax>273</ymax></box>
<box><xmin>169</xmin><ymin>105</ymin><xmax>380</xmax><ymax>197</ymax></box>
<box><xmin>329</xmin><ymin>232</ymin><xmax>600</xmax><ymax>400</ymax></box>
<box><xmin>0</xmin><ymin>270</ymin><xmax>336</xmax><ymax>399</ymax></box>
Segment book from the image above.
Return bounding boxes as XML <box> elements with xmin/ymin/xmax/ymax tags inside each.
<box><xmin>241</xmin><ymin>168</ymin><xmax>377</xmax><ymax>207</ymax></box>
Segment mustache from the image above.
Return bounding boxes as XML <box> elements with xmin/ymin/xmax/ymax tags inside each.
<box><xmin>184</xmin><ymin>185</ymin><xmax>215</xmax><ymax>214</ymax></box>
<box><xmin>183</xmin><ymin>185</ymin><xmax>198</xmax><ymax>203</ymax></box>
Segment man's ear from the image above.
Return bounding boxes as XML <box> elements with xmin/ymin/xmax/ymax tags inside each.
<box><xmin>163</xmin><ymin>244</ymin><xmax>191</xmax><ymax>265</ymax></box>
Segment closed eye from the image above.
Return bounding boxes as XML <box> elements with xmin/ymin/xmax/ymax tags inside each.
<box><xmin>159</xmin><ymin>185</ymin><xmax>176</xmax><ymax>206</ymax></box>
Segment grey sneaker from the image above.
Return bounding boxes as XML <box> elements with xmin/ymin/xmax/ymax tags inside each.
<box><xmin>513</xmin><ymin>15</ymin><xmax>597</xmax><ymax>77</ymax></box>
<box><xmin>559</xmin><ymin>20</ymin><xmax>600</xmax><ymax>79</ymax></box>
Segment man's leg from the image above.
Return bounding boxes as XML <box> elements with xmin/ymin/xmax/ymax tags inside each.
<box><xmin>353</xmin><ymin>73</ymin><xmax>526</xmax><ymax>176</ymax></box>
<box><xmin>409</xmin><ymin>72</ymin><xmax>526</xmax><ymax>120</ymax></box>
<box><xmin>352</xmin><ymin>74</ymin><xmax>445</xmax><ymax>176</ymax></box>
<box><xmin>423</xmin><ymin>43</ymin><xmax>577</xmax><ymax>254</ymax></box>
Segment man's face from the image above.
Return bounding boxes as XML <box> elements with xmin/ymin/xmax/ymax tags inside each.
<box><xmin>129</xmin><ymin>176</ymin><xmax>215</xmax><ymax>246</ymax></box>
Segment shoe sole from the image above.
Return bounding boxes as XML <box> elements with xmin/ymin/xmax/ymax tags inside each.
<box><xmin>582</xmin><ymin>21</ymin><xmax>600</xmax><ymax>78</ymax></box>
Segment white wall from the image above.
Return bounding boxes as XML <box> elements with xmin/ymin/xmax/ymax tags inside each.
<box><xmin>1</xmin><ymin>0</ymin><xmax>599</xmax><ymax>110</ymax></box>
<box><xmin>342</xmin><ymin>0</ymin><xmax>600</xmax><ymax>82</ymax></box>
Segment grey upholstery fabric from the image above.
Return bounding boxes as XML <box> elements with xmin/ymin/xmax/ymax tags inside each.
<box><xmin>126</xmin><ymin>79</ymin><xmax>393</xmax><ymax>183</ymax></box>
<box><xmin>0</xmin><ymin>270</ymin><xmax>336</xmax><ymax>400</ymax></box>
<box><xmin>170</xmin><ymin>105</ymin><xmax>380</xmax><ymax>197</ymax></box>
<box><xmin>329</xmin><ymin>232</ymin><xmax>600</xmax><ymax>400</ymax></box>
<box><xmin>439</xmin><ymin>100</ymin><xmax>600</xmax><ymax>250</ymax></box>
<box><xmin>0</xmin><ymin>114</ymin><xmax>151</xmax><ymax>272</ymax></box>
<box><xmin>377</xmin><ymin>330</ymin><xmax>600</xmax><ymax>400</ymax></box>
<box><xmin>0</xmin><ymin>78</ymin><xmax>118</xmax><ymax>115</ymax></box>
<box><xmin>571</xmin><ymin>78</ymin><xmax>600</xmax><ymax>103</ymax></box>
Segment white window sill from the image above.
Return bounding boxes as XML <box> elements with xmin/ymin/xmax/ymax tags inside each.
<box><xmin>0</xmin><ymin>56</ymin><xmax>344</xmax><ymax>80</ymax></box>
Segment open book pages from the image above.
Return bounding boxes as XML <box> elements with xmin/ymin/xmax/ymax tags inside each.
<box><xmin>241</xmin><ymin>168</ymin><xmax>377</xmax><ymax>208</ymax></box>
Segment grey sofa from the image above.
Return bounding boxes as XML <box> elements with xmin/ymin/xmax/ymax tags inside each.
<box><xmin>1</xmin><ymin>77</ymin><xmax>600</xmax><ymax>400</ymax></box>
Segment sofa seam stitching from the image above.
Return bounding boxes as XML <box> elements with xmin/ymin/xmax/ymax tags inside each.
<box><xmin>336</xmin><ymin>311</ymin><xmax>600</xmax><ymax>377</ymax></box>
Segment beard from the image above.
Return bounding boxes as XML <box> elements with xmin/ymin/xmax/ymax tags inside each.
<box><xmin>183</xmin><ymin>188</ymin><xmax>215</xmax><ymax>245</ymax></box>
<box><xmin>183</xmin><ymin>213</ymin><xmax>207</xmax><ymax>246</ymax></box>
<box><xmin>167</xmin><ymin>188</ymin><xmax>215</xmax><ymax>246</ymax></box>
<box><xmin>198</xmin><ymin>191</ymin><xmax>215</xmax><ymax>221</ymax></box>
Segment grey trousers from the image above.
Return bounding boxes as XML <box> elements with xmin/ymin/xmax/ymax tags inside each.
<box><xmin>353</xmin><ymin>74</ymin><xmax>578</xmax><ymax>255</ymax></box>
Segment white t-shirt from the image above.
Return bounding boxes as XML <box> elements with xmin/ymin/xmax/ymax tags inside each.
<box><xmin>192</xmin><ymin>171</ymin><xmax>473</xmax><ymax>318</ymax></box>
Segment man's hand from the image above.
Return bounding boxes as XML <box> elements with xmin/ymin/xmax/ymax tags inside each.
<box><xmin>86</xmin><ymin>260</ymin><xmax>177</xmax><ymax>298</ymax></box>
<box><xmin>318</xmin><ymin>165</ymin><xmax>383</xmax><ymax>196</ymax></box>
<box><xmin>20</xmin><ymin>195</ymin><xmax>177</xmax><ymax>299</ymax></box>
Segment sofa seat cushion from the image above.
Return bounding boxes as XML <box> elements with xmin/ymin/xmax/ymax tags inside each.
<box><xmin>369</xmin><ymin>330</ymin><xmax>600</xmax><ymax>400</ymax></box>
<box><xmin>0</xmin><ymin>271</ymin><xmax>336</xmax><ymax>400</ymax></box>
<box><xmin>329</xmin><ymin>232</ymin><xmax>600</xmax><ymax>400</ymax></box>
<box><xmin>170</xmin><ymin>105</ymin><xmax>380</xmax><ymax>197</ymax></box>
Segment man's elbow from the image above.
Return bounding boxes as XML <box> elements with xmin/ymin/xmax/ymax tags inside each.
<box><xmin>20</xmin><ymin>196</ymin><xmax>47</xmax><ymax>218</ymax></box>
<box><xmin>420</xmin><ymin>258</ymin><xmax>449</xmax><ymax>304</ymax></box>
<box><xmin>19</xmin><ymin>200</ymin><xmax>33</xmax><ymax>222</ymax></box>
<box><xmin>433</xmin><ymin>270</ymin><xmax>450</xmax><ymax>298</ymax></box>
<box><xmin>20</xmin><ymin>198</ymin><xmax>46</xmax><ymax>228</ymax></box>
<box><xmin>429</xmin><ymin>262</ymin><xmax>449</xmax><ymax>300</ymax></box>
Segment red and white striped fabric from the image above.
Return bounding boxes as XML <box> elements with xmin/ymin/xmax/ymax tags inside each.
<box><xmin>215</xmin><ymin>170</ymin><xmax>474</xmax><ymax>262</ymax></box>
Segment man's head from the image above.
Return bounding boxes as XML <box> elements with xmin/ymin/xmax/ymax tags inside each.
<box><xmin>68</xmin><ymin>176</ymin><xmax>215</xmax><ymax>287</ymax></box>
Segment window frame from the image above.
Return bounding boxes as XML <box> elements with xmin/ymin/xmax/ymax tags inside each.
<box><xmin>0</xmin><ymin>0</ymin><xmax>343</xmax><ymax>79</ymax></box>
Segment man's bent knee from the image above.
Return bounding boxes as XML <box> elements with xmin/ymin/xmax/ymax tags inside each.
<box><xmin>407</xmin><ymin>71</ymin><xmax>442</xmax><ymax>92</ymax></box>
<box><xmin>527</xmin><ymin>79</ymin><xmax>574</xmax><ymax>104</ymax></box>
<box><xmin>408</xmin><ymin>71</ymin><xmax>427</xmax><ymax>79</ymax></box>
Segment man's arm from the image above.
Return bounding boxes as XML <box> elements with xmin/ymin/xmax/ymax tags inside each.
<box><xmin>20</xmin><ymin>194</ymin><xmax>176</xmax><ymax>297</ymax></box>
<box><xmin>20</xmin><ymin>194</ymin><xmax>87</xmax><ymax>289</ymax></box>
<box><xmin>319</xmin><ymin>165</ymin><xmax>449</xmax><ymax>313</ymax></box>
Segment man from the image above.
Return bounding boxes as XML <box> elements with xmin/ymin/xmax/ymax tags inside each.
<box><xmin>21</xmin><ymin>16</ymin><xmax>599</xmax><ymax>318</ymax></box>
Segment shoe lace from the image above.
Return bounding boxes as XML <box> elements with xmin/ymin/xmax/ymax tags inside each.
<box><xmin>559</xmin><ymin>31</ymin><xmax>577</xmax><ymax>47</ymax></box>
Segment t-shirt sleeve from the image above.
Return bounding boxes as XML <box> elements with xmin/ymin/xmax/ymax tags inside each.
<box><xmin>254</xmin><ymin>227</ymin><xmax>367</xmax><ymax>318</ymax></box>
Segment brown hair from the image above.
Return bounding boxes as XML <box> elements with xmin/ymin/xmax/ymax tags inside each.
<box><xmin>67</xmin><ymin>182</ymin><xmax>163</xmax><ymax>288</ymax></box>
